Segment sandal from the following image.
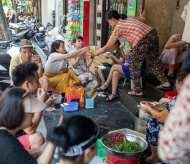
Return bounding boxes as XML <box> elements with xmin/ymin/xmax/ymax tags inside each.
<box><xmin>128</xmin><ymin>91</ymin><xmax>144</xmax><ymax>97</ymax></box>
<box><xmin>167</xmin><ymin>74</ymin><xmax>175</xmax><ymax>79</ymax></box>
<box><xmin>167</xmin><ymin>74</ymin><xmax>176</xmax><ymax>83</ymax></box>
<box><xmin>45</xmin><ymin>107</ymin><xmax>56</xmax><ymax>112</ymax></box>
<box><xmin>95</xmin><ymin>84</ymin><xmax>108</xmax><ymax>92</ymax></box>
<box><xmin>106</xmin><ymin>94</ymin><xmax>118</xmax><ymax>102</ymax></box>
<box><xmin>157</xmin><ymin>84</ymin><xmax>171</xmax><ymax>90</ymax></box>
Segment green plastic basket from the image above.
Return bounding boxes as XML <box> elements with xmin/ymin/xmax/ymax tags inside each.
<box><xmin>96</xmin><ymin>139</ymin><xmax>107</xmax><ymax>160</ymax></box>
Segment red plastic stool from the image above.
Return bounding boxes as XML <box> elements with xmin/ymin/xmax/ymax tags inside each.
<box><xmin>163</xmin><ymin>64</ymin><xmax>181</xmax><ymax>71</ymax></box>
<box><xmin>48</xmin><ymin>87</ymin><xmax>55</xmax><ymax>92</ymax></box>
<box><xmin>64</xmin><ymin>93</ymin><xmax>80</xmax><ymax>102</ymax></box>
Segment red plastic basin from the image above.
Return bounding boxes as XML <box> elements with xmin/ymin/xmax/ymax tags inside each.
<box><xmin>107</xmin><ymin>151</ymin><xmax>139</xmax><ymax>164</ymax></box>
<box><xmin>165</xmin><ymin>90</ymin><xmax>178</xmax><ymax>99</ymax></box>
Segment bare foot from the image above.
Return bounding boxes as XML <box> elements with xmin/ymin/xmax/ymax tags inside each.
<box><xmin>162</xmin><ymin>81</ymin><xmax>171</xmax><ymax>87</ymax></box>
<box><xmin>146</xmin><ymin>156</ymin><xmax>160</xmax><ymax>163</ymax></box>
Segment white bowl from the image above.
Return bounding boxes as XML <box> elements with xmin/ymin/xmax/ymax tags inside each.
<box><xmin>123</xmin><ymin>48</ymin><xmax>130</xmax><ymax>54</ymax></box>
<box><xmin>139</xmin><ymin>101</ymin><xmax>151</xmax><ymax>120</ymax></box>
<box><xmin>103</xmin><ymin>52</ymin><xmax>111</xmax><ymax>57</ymax></box>
<box><xmin>139</xmin><ymin>108</ymin><xmax>151</xmax><ymax>120</ymax></box>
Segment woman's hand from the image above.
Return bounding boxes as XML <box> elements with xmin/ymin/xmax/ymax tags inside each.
<box><xmin>142</xmin><ymin>102</ymin><xmax>152</xmax><ymax>114</ymax></box>
<box><xmin>106</xmin><ymin>53</ymin><xmax>114</xmax><ymax>59</ymax></box>
<box><xmin>120</xmin><ymin>44</ymin><xmax>125</xmax><ymax>49</ymax></box>
<box><xmin>159</xmin><ymin>97</ymin><xmax>170</xmax><ymax>105</ymax></box>
<box><xmin>82</xmin><ymin>46</ymin><xmax>90</xmax><ymax>52</ymax></box>
<box><xmin>88</xmin><ymin>52</ymin><xmax>96</xmax><ymax>59</ymax></box>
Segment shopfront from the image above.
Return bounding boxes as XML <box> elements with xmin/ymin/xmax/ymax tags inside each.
<box><xmin>64</xmin><ymin>0</ymin><xmax>145</xmax><ymax>45</ymax></box>
<box><xmin>94</xmin><ymin>0</ymin><xmax>145</xmax><ymax>47</ymax></box>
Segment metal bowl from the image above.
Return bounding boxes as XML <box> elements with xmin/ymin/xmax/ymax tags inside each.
<box><xmin>101</xmin><ymin>132</ymin><xmax>148</xmax><ymax>158</ymax></box>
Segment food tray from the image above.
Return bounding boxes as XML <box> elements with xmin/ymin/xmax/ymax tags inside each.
<box><xmin>62</xmin><ymin>102</ymin><xmax>78</xmax><ymax>112</ymax></box>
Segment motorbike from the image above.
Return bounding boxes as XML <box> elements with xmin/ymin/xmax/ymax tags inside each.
<box><xmin>0</xmin><ymin>40</ymin><xmax>12</xmax><ymax>52</ymax></box>
<box><xmin>0</xmin><ymin>21</ymin><xmax>49</xmax><ymax>53</ymax></box>
<box><xmin>0</xmin><ymin>51</ymin><xmax>12</xmax><ymax>93</ymax></box>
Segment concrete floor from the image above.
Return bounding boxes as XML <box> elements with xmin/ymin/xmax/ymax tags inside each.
<box><xmin>41</xmin><ymin>80</ymin><xmax>146</xmax><ymax>163</ymax></box>
<box><xmin>43</xmin><ymin>95</ymin><xmax>136</xmax><ymax>137</ymax></box>
<box><xmin>31</xmin><ymin>79</ymin><xmax>140</xmax><ymax>140</ymax></box>
<box><xmin>43</xmin><ymin>80</ymin><xmax>136</xmax><ymax>136</ymax></box>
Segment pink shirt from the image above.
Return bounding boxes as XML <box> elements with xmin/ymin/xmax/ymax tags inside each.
<box><xmin>112</xmin><ymin>18</ymin><xmax>152</xmax><ymax>48</ymax></box>
<box><xmin>158</xmin><ymin>74</ymin><xmax>190</xmax><ymax>163</ymax></box>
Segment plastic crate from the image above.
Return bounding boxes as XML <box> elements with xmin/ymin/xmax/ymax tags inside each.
<box><xmin>62</xmin><ymin>102</ymin><xmax>79</xmax><ymax>112</ymax></box>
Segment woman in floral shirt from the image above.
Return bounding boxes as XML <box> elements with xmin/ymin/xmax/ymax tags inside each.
<box><xmin>158</xmin><ymin>72</ymin><xmax>190</xmax><ymax>164</ymax></box>
<box><xmin>142</xmin><ymin>68</ymin><xmax>190</xmax><ymax>163</ymax></box>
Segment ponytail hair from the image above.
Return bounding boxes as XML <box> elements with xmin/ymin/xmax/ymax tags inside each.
<box><xmin>47</xmin><ymin>126</ymin><xmax>69</xmax><ymax>151</ymax></box>
<box><xmin>105</xmin><ymin>10</ymin><xmax>127</xmax><ymax>20</ymax></box>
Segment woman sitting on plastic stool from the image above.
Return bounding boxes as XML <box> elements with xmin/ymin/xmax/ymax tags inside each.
<box><xmin>142</xmin><ymin>68</ymin><xmax>190</xmax><ymax>163</ymax></box>
<box><xmin>159</xmin><ymin>34</ymin><xmax>187</xmax><ymax>79</ymax></box>
<box><xmin>95</xmin><ymin>45</ymin><xmax>146</xmax><ymax>101</ymax></box>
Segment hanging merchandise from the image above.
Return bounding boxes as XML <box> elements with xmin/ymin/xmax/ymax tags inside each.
<box><xmin>65</xmin><ymin>0</ymin><xmax>80</xmax><ymax>44</ymax></box>
<box><xmin>111</xmin><ymin>0</ymin><xmax>125</xmax><ymax>14</ymax></box>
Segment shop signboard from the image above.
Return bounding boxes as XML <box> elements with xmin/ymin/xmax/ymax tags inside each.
<box><xmin>127</xmin><ymin>0</ymin><xmax>137</xmax><ymax>17</ymax></box>
<box><xmin>79</xmin><ymin>0</ymin><xmax>84</xmax><ymax>36</ymax></box>
<box><xmin>79</xmin><ymin>0</ymin><xmax>89</xmax><ymax>46</ymax></box>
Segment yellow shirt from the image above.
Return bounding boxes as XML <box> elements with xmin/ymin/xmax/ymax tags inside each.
<box><xmin>9</xmin><ymin>54</ymin><xmax>33</xmax><ymax>78</ymax></box>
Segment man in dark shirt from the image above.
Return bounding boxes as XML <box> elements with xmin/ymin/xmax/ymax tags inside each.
<box><xmin>11</xmin><ymin>62</ymin><xmax>54</xmax><ymax>158</ymax></box>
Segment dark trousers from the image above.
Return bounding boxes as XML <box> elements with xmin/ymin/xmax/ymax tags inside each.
<box><xmin>129</xmin><ymin>29</ymin><xmax>168</xmax><ymax>93</ymax></box>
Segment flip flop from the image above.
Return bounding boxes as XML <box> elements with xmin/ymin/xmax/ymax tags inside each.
<box><xmin>45</xmin><ymin>107</ymin><xmax>56</xmax><ymax>112</ymax></box>
<box><xmin>157</xmin><ymin>84</ymin><xmax>171</xmax><ymax>91</ymax></box>
<box><xmin>167</xmin><ymin>74</ymin><xmax>175</xmax><ymax>79</ymax></box>
<box><xmin>128</xmin><ymin>91</ymin><xmax>144</xmax><ymax>97</ymax></box>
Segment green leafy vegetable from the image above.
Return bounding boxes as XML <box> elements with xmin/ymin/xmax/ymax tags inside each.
<box><xmin>107</xmin><ymin>139</ymin><xmax>143</xmax><ymax>152</ymax></box>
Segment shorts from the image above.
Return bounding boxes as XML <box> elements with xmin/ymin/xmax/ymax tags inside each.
<box><xmin>17</xmin><ymin>134</ymin><xmax>30</xmax><ymax>150</ymax></box>
<box><xmin>122</xmin><ymin>64</ymin><xmax>131</xmax><ymax>80</ymax></box>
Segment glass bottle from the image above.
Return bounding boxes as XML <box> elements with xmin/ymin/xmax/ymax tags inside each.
<box><xmin>79</xmin><ymin>93</ymin><xmax>84</xmax><ymax>108</ymax></box>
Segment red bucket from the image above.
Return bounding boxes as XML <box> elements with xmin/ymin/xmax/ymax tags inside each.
<box><xmin>107</xmin><ymin>151</ymin><xmax>139</xmax><ymax>164</ymax></box>
<box><xmin>165</xmin><ymin>90</ymin><xmax>178</xmax><ymax>99</ymax></box>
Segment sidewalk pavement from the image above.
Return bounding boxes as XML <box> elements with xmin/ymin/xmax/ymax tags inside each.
<box><xmin>42</xmin><ymin>80</ymin><xmax>136</xmax><ymax>138</ymax></box>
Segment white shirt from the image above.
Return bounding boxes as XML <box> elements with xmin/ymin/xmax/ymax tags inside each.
<box><xmin>44</xmin><ymin>52</ymin><xmax>67</xmax><ymax>73</ymax></box>
<box><xmin>181</xmin><ymin>1</ymin><xmax>190</xmax><ymax>43</ymax></box>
